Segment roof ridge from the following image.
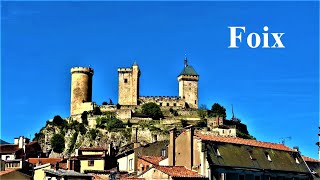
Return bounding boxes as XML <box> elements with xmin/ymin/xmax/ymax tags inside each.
<box><xmin>194</xmin><ymin>133</ymin><xmax>294</xmax><ymax>152</ymax></box>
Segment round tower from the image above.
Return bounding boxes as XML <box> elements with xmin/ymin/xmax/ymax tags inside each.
<box><xmin>70</xmin><ymin>67</ymin><xmax>94</xmax><ymax>115</ymax></box>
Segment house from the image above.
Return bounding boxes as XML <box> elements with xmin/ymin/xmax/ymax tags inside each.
<box><xmin>0</xmin><ymin>136</ymin><xmax>42</xmax><ymax>161</ymax></box>
<box><xmin>33</xmin><ymin>163</ymin><xmax>52</xmax><ymax>180</ymax></box>
<box><xmin>138</xmin><ymin>165</ymin><xmax>207</xmax><ymax>180</ymax></box>
<box><xmin>28</xmin><ymin>158</ymin><xmax>67</xmax><ymax>180</ymax></box>
<box><xmin>168</xmin><ymin>125</ymin><xmax>313</xmax><ymax>180</ymax></box>
<box><xmin>69</xmin><ymin>146</ymin><xmax>115</xmax><ymax>173</ymax></box>
<box><xmin>44</xmin><ymin>169</ymin><xmax>93</xmax><ymax>180</ymax></box>
<box><xmin>116</xmin><ymin>140</ymin><xmax>169</xmax><ymax>174</ymax></box>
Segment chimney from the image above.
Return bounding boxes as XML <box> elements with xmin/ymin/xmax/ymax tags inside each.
<box><xmin>168</xmin><ymin>127</ymin><xmax>176</xmax><ymax>166</ymax></box>
<box><xmin>18</xmin><ymin>136</ymin><xmax>24</xmax><ymax>149</ymax></box>
<box><xmin>185</xmin><ymin>125</ymin><xmax>194</xmax><ymax>170</ymax></box>
<box><xmin>152</xmin><ymin>134</ymin><xmax>158</xmax><ymax>143</ymax></box>
<box><xmin>131</xmin><ymin>127</ymin><xmax>138</xmax><ymax>143</ymax></box>
<box><xmin>56</xmin><ymin>162</ymin><xmax>59</xmax><ymax>171</ymax></box>
<box><xmin>75</xmin><ymin>149</ymin><xmax>79</xmax><ymax>156</ymax></box>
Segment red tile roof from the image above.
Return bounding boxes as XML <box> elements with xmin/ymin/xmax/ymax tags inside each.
<box><xmin>154</xmin><ymin>166</ymin><xmax>204</xmax><ymax>178</ymax></box>
<box><xmin>195</xmin><ymin>133</ymin><xmax>295</xmax><ymax>152</ymax></box>
<box><xmin>303</xmin><ymin>156</ymin><xmax>320</xmax><ymax>163</ymax></box>
<box><xmin>28</xmin><ymin>158</ymin><xmax>63</xmax><ymax>165</ymax></box>
<box><xmin>0</xmin><ymin>168</ymin><xmax>20</xmax><ymax>176</ymax></box>
<box><xmin>139</xmin><ymin>156</ymin><xmax>166</xmax><ymax>165</ymax></box>
<box><xmin>0</xmin><ymin>144</ymin><xmax>21</xmax><ymax>154</ymax></box>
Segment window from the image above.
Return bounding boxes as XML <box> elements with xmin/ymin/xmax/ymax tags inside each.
<box><xmin>248</xmin><ymin>150</ymin><xmax>256</xmax><ymax>160</ymax></box>
<box><xmin>124</xmin><ymin>78</ymin><xmax>128</xmax><ymax>83</ymax></box>
<box><xmin>6</xmin><ymin>156</ymin><xmax>10</xmax><ymax>160</ymax></box>
<box><xmin>161</xmin><ymin>149</ymin><xmax>166</xmax><ymax>157</ymax></box>
<box><xmin>195</xmin><ymin>100</ymin><xmax>197</xmax><ymax>104</ymax></box>
<box><xmin>239</xmin><ymin>175</ymin><xmax>245</xmax><ymax>180</ymax></box>
<box><xmin>166</xmin><ymin>103</ymin><xmax>169</xmax><ymax>106</ymax></box>
<box><xmin>214</xmin><ymin>148</ymin><xmax>221</xmax><ymax>157</ymax></box>
<box><xmin>129</xmin><ymin>159</ymin><xmax>133</xmax><ymax>170</ymax></box>
<box><xmin>173</xmin><ymin>103</ymin><xmax>176</xmax><ymax>107</ymax></box>
<box><xmin>159</xmin><ymin>103</ymin><xmax>162</xmax><ymax>106</ymax></box>
<box><xmin>295</xmin><ymin>158</ymin><xmax>300</xmax><ymax>164</ymax></box>
<box><xmin>265</xmin><ymin>152</ymin><xmax>272</xmax><ymax>161</ymax></box>
<box><xmin>88</xmin><ymin>160</ymin><xmax>94</xmax><ymax>166</ymax></box>
<box><xmin>255</xmin><ymin>176</ymin><xmax>261</xmax><ymax>180</ymax></box>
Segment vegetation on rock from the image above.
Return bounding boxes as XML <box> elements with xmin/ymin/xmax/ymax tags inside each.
<box><xmin>141</xmin><ymin>102</ymin><xmax>163</xmax><ymax>120</ymax></box>
<box><xmin>51</xmin><ymin>134</ymin><xmax>65</xmax><ymax>153</ymax></box>
<box><xmin>209</xmin><ymin>103</ymin><xmax>227</xmax><ymax>118</ymax></box>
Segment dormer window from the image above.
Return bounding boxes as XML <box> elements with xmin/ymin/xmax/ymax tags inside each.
<box><xmin>214</xmin><ymin>147</ymin><xmax>221</xmax><ymax>157</ymax></box>
<box><xmin>248</xmin><ymin>150</ymin><xmax>256</xmax><ymax>160</ymax></box>
<box><xmin>265</xmin><ymin>152</ymin><xmax>272</xmax><ymax>161</ymax></box>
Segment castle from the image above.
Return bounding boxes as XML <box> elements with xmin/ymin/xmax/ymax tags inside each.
<box><xmin>70</xmin><ymin>58</ymin><xmax>199</xmax><ymax>116</ymax></box>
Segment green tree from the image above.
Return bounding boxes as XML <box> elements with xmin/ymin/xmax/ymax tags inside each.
<box><xmin>50</xmin><ymin>134</ymin><xmax>65</xmax><ymax>153</ymax></box>
<box><xmin>209</xmin><ymin>103</ymin><xmax>226</xmax><ymax>118</ymax></box>
<box><xmin>81</xmin><ymin>111</ymin><xmax>88</xmax><ymax>125</ymax></box>
<box><xmin>92</xmin><ymin>106</ymin><xmax>102</xmax><ymax>115</ymax></box>
<box><xmin>102</xmin><ymin>102</ymin><xmax>108</xmax><ymax>105</ymax></box>
<box><xmin>96</xmin><ymin>117</ymin><xmax>107</xmax><ymax>129</ymax></box>
<box><xmin>105</xmin><ymin>118</ymin><xmax>124</xmax><ymax>131</ymax></box>
<box><xmin>78</xmin><ymin>123</ymin><xmax>87</xmax><ymax>135</ymax></box>
<box><xmin>141</xmin><ymin>102</ymin><xmax>163</xmax><ymax>120</ymax></box>
<box><xmin>197</xmin><ymin>104</ymin><xmax>208</xmax><ymax>118</ymax></box>
<box><xmin>89</xmin><ymin>129</ymin><xmax>99</xmax><ymax>140</ymax></box>
<box><xmin>52</xmin><ymin>115</ymin><xmax>64</xmax><ymax>126</ymax></box>
<box><xmin>181</xmin><ymin>120</ymin><xmax>189</xmax><ymax>128</ymax></box>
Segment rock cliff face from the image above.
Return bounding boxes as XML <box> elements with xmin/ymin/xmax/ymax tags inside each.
<box><xmin>34</xmin><ymin>118</ymin><xmax>172</xmax><ymax>158</ymax></box>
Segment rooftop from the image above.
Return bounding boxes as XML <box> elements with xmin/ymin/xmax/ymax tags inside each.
<box><xmin>179</xmin><ymin>65</ymin><xmax>198</xmax><ymax>76</ymax></box>
<box><xmin>154</xmin><ymin>166</ymin><xmax>204</xmax><ymax>178</ymax></box>
<box><xmin>303</xmin><ymin>156</ymin><xmax>320</xmax><ymax>163</ymax></box>
<box><xmin>195</xmin><ymin>133</ymin><xmax>294</xmax><ymax>152</ymax></box>
<box><xmin>139</xmin><ymin>156</ymin><xmax>166</xmax><ymax>165</ymax></box>
<box><xmin>44</xmin><ymin>169</ymin><xmax>93</xmax><ymax>177</ymax></box>
<box><xmin>28</xmin><ymin>158</ymin><xmax>63</xmax><ymax>165</ymax></box>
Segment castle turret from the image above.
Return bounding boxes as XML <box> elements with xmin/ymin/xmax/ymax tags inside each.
<box><xmin>118</xmin><ymin>63</ymin><xmax>140</xmax><ymax>106</ymax></box>
<box><xmin>70</xmin><ymin>67</ymin><xmax>94</xmax><ymax>115</ymax></box>
<box><xmin>178</xmin><ymin>58</ymin><xmax>199</xmax><ymax>109</ymax></box>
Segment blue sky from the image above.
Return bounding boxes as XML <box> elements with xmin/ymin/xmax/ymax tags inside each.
<box><xmin>1</xmin><ymin>1</ymin><xmax>319</xmax><ymax>158</ymax></box>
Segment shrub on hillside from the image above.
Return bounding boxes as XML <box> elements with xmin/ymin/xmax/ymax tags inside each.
<box><xmin>50</xmin><ymin>134</ymin><xmax>65</xmax><ymax>153</ymax></box>
<box><xmin>141</xmin><ymin>102</ymin><xmax>163</xmax><ymax>120</ymax></box>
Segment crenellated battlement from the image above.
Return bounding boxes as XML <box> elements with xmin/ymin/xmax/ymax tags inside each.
<box><xmin>178</xmin><ymin>74</ymin><xmax>199</xmax><ymax>81</ymax></box>
<box><xmin>118</xmin><ymin>67</ymin><xmax>132</xmax><ymax>72</ymax></box>
<box><xmin>139</xmin><ymin>96</ymin><xmax>181</xmax><ymax>100</ymax></box>
<box><xmin>71</xmin><ymin>67</ymin><xmax>94</xmax><ymax>75</ymax></box>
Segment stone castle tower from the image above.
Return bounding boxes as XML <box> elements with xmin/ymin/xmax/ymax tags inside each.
<box><xmin>178</xmin><ymin>58</ymin><xmax>199</xmax><ymax>109</ymax></box>
<box><xmin>118</xmin><ymin>63</ymin><xmax>140</xmax><ymax>106</ymax></box>
<box><xmin>70</xmin><ymin>67</ymin><xmax>94</xmax><ymax>115</ymax></box>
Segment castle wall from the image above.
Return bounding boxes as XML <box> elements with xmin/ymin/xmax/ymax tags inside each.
<box><xmin>139</xmin><ymin>96</ymin><xmax>185</xmax><ymax>107</ymax></box>
<box><xmin>70</xmin><ymin>67</ymin><xmax>94</xmax><ymax>116</ymax></box>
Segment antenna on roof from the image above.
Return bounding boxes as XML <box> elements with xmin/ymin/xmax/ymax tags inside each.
<box><xmin>232</xmin><ymin>104</ymin><xmax>235</xmax><ymax>119</ymax></box>
<box><xmin>184</xmin><ymin>52</ymin><xmax>188</xmax><ymax>67</ymax></box>
<box><xmin>280</xmin><ymin>136</ymin><xmax>292</xmax><ymax>145</ymax></box>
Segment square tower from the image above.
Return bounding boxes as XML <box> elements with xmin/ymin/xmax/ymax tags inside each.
<box><xmin>118</xmin><ymin>63</ymin><xmax>140</xmax><ymax>105</ymax></box>
<box><xmin>178</xmin><ymin>58</ymin><xmax>199</xmax><ymax>109</ymax></box>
